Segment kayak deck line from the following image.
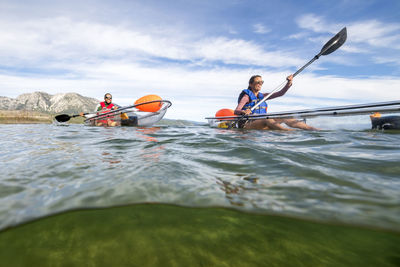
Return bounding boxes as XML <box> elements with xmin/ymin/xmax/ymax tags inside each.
<box><xmin>206</xmin><ymin>100</ymin><xmax>400</xmax><ymax>121</ymax></box>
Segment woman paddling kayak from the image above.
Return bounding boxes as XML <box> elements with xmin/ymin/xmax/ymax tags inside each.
<box><xmin>234</xmin><ymin>75</ymin><xmax>318</xmax><ymax>130</ymax></box>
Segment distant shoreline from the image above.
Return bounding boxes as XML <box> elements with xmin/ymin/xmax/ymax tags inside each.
<box><xmin>0</xmin><ymin>110</ymin><xmax>53</xmax><ymax>124</ymax></box>
<box><xmin>0</xmin><ymin>110</ymin><xmax>201</xmax><ymax>126</ymax></box>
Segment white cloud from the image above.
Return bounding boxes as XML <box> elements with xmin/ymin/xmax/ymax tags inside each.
<box><xmin>253</xmin><ymin>23</ymin><xmax>270</xmax><ymax>34</ymax></box>
<box><xmin>292</xmin><ymin>74</ymin><xmax>400</xmax><ymax>101</ymax></box>
<box><xmin>373</xmin><ymin>56</ymin><xmax>400</xmax><ymax>65</ymax></box>
<box><xmin>348</xmin><ymin>20</ymin><xmax>400</xmax><ymax>47</ymax></box>
<box><xmin>0</xmin><ymin>17</ymin><xmax>182</xmax><ymax>62</ymax></box>
<box><xmin>295</xmin><ymin>14</ymin><xmax>400</xmax><ymax>66</ymax></box>
<box><xmin>195</xmin><ymin>37</ymin><xmax>302</xmax><ymax>67</ymax></box>
<box><xmin>287</xmin><ymin>32</ymin><xmax>309</xmax><ymax>40</ymax></box>
<box><xmin>296</xmin><ymin>14</ymin><xmax>341</xmax><ymax>34</ymax></box>
<box><xmin>0</xmin><ymin>17</ymin><xmax>303</xmax><ymax>68</ymax></box>
<box><xmin>296</xmin><ymin>14</ymin><xmax>400</xmax><ymax>49</ymax></box>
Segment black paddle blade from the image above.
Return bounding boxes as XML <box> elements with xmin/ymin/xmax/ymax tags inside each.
<box><xmin>320</xmin><ymin>27</ymin><xmax>347</xmax><ymax>56</ymax></box>
<box><xmin>55</xmin><ymin>114</ymin><xmax>71</xmax><ymax>122</ymax></box>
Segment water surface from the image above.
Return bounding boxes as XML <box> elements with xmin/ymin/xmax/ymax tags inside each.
<box><xmin>0</xmin><ymin>123</ymin><xmax>399</xmax><ymax>230</ymax></box>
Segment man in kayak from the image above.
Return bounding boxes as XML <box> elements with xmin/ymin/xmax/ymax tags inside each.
<box><xmin>234</xmin><ymin>75</ymin><xmax>318</xmax><ymax>130</ymax></box>
<box><xmin>81</xmin><ymin>93</ymin><xmax>120</xmax><ymax>126</ymax></box>
<box><xmin>95</xmin><ymin>93</ymin><xmax>121</xmax><ymax>126</ymax></box>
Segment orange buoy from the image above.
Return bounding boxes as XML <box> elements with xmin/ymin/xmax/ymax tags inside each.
<box><xmin>215</xmin><ymin>108</ymin><xmax>235</xmax><ymax>120</ymax></box>
<box><xmin>134</xmin><ymin>95</ymin><xmax>162</xmax><ymax>112</ymax></box>
<box><xmin>370</xmin><ymin>112</ymin><xmax>381</xmax><ymax>118</ymax></box>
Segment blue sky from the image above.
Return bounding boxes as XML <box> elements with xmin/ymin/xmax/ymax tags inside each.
<box><xmin>0</xmin><ymin>0</ymin><xmax>399</xmax><ymax>121</ymax></box>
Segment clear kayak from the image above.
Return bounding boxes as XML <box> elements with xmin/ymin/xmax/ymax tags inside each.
<box><xmin>206</xmin><ymin>100</ymin><xmax>400</xmax><ymax>129</ymax></box>
<box><xmin>84</xmin><ymin>100</ymin><xmax>172</xmax><ymax>127</ymax></box>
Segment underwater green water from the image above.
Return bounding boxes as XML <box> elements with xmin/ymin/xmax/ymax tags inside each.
<box><xmin>1</xmin><ymin>204</ymin><xmax>399</xmax><ymax>267</ymax></box>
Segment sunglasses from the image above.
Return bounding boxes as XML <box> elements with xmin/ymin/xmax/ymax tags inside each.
<box><xmin>254</xmin><ymin>81</ymin><xmax>264</xmax><ymax>85</ymax></box>
<box><xmin>105</xmin><ymin>97</ymin><xmax>112</xmax><ymax>100</ymax></box>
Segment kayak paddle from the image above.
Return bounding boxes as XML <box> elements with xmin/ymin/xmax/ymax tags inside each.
<box><xmin>55</xmin><ymin>113</ymin><xmax>88</xmax><ymax>123</ymax></box>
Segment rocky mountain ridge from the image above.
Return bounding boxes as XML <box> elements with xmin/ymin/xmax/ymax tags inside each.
<box><xmin>0</xmin><ymin>92</ymin><xmax>99</xmax><ymax>114</ymax></box>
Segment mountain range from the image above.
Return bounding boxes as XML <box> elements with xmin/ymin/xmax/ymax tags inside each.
<box><xmin>0</xmin><ymin>92</ymin><xmax>99</xmax><ymax>114</ymax></box>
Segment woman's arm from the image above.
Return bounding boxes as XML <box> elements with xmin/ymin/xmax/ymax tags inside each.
<box><xmin>263</xmin><ymin>74</ymin><xmax>293</xmax><ymax>100</ymax></box>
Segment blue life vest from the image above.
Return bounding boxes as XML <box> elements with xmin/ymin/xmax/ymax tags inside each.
<box><xmin>238</xmin><ymin>89</ymin><xmax>268</xmax><ymax>114</ymax></box>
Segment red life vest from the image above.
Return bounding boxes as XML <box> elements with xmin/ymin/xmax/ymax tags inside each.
<box><xmin>100</xmin><ymin>102</ymin><xmax>115</xmax><ymax>110</ymax></box>
<box><xmin>97</xmin><ymin>102</ymin><xmax>115</xmax><ymax>125</ymax></box>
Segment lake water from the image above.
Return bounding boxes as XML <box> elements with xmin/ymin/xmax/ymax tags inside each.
<box><xmin>0</xmin><ymin>123</ymin><xmax>399</xmax><ymax>266</ymax></box>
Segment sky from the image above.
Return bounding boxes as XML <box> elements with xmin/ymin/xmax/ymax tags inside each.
<box><xmin>0</xmin><ymin>0</ymin><xmax>400</xmax><ymax>122</ymax></box>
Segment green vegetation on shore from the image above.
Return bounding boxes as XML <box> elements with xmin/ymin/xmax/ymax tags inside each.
<box><xmin>0</xmin><ymin>110</ymin><xmax>52</xmax><ymax>124</ymax></box>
